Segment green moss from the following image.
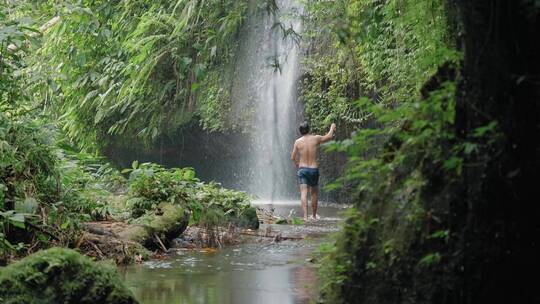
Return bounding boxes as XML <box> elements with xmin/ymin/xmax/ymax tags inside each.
<box><xmin>147</xmin><ymin>203</ymin><xmax>190</xmax><ymax>240</ymax></box>
<box><xmin>120</xmin><ymin>203</ymin><xmax>190</xmax><ymax>245</ymax></box>
<box><xmin>0</xmin><ymin>248</ymin><xmax>137</xmax><ymax>304</ymax></box>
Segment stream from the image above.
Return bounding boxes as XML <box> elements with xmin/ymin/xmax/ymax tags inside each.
<box><xmin>120</xmin><ymin>201</ymin><xmax>345</xmax><ymax>304</ymax></box>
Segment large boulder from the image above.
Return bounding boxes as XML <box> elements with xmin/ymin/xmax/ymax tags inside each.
<box><xmin>0</xmin><ymin>248</ymin><xmax>138</xmax><ymax>304</ymax></box>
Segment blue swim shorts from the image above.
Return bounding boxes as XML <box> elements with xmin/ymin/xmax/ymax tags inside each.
<box><xmin>297</xmin><ymin>167</ymin><xmax>319</xmax><ymax>187</ymax></box>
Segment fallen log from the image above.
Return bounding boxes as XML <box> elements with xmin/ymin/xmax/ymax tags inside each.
<box><xmin>80</xmin><ymin>223</ymin><xmax>119</xmax><ymax>237</ymax></box>
<box><xmin>80</xmin><ymin>203</ymin><xmax>189</xmax><ymax>263</ymax></box>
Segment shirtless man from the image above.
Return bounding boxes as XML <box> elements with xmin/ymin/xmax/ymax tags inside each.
<box><xmin>290</xmin><ymin>121</ymin><xmax>336</xmax><ymax>220</ymax></box>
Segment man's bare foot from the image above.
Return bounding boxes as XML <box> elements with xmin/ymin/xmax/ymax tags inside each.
<box><xmin>312</xmin><ymin>215</ymin><xmax>318</xmax><ymax>221</ymax></box>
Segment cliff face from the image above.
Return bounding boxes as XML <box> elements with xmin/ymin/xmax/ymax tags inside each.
<box><xmin>448</xmin><ymin>1</ymin><xmax>540</xmax><ymax>302</ymax></box>
<box><xmin>103</xmin><ymin>125</ymin><xmax>253</xmax><ymax>193</ymax></box>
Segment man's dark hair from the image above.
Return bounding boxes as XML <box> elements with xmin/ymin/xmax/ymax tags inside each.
<box><xmin>299</xmin><ymin>121</ymin><xmax>310</xmax><ymax>135</ymax></box>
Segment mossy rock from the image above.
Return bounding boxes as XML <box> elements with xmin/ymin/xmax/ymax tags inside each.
<box><xmin>119</xmin><ymin>203</ymin><xmax>190</xmax><ymax>246</ymax></box>
<box><xmin>0</xmin><ymin>248</ymin><xmax>138</xmax><ymax>304</ymax></box>
<box><xmin>232</xmin><ymin>207</ymin><xmax>260</xmax><ymax>230</ymax></box>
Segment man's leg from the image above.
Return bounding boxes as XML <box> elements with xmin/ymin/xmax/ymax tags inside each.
<box><xmin>310</xmin><ymin>186</ymin><xmax>318</xmax><ymax>219</ymax></box>
<box><xmin>300</xmin><ymin>184</ymin><xmax>308</xmax><ymax>220</ymax></box>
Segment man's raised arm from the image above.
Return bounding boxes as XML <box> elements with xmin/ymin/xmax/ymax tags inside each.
<box><xmin>319</xmin><ymin>123</ymin><xmax>336</xmax><ymax>143</ymax></box>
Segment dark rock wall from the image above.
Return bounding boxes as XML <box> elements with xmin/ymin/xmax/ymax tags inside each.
<box><xmin>449</xmin><ymin>1</ymin><xmax>540</xmax><ymax>302</ymax></box>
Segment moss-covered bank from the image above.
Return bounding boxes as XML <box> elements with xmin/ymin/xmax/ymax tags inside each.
<box><xmin>0</xmin><ymin>248</ymin><xmax>137</xmax><ymax>304</ymax></box>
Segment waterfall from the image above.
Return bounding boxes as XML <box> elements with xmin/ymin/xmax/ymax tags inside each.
<box><xmin>230</xmin><ymin>0</ymin><xmax>303</xmax><ymax>201</ymax></box>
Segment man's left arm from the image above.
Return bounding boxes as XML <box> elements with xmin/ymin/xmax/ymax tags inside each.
<box><xmin>290</xmin><ymin>142</ymin><xmax>299</xmax><ymax>168</ymax></box>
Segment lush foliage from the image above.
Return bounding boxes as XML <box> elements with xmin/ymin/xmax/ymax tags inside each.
<box><xmin>1</xmin><ymin>1</ymin><xmax>259</xmax><ymax>263</ymax></box>
<box><xmin>0</xmin><ymin>112</ymin><xmax>126</xmax><ymax>261</ymax></box>
<box><xmin>0</xmin><ymin>113</ymin><xmax>58</xmax><ymax>209</ymax></box>
<box><xmin>300</xmin><ymin>0</ymin><xmax>476</xmax><ymax>302</ymax></box>
<box><xmin>319</xmin><ymin>82</ymin><xmax>462</xmax><ymax>302</ymax></box>
<box><xmin>301</xmin><ymin>0</ymin><xmax>459</xmax><ymax>132</ymax></box>
<box><xmin>0</xmin><ymin>44</ymin><xmax>127</xmax><ymax>259</ymax></box>
<box><xmin>125</xmin><ymin>162</ymin><xmax>254</xmax><ymax>227</ymax></box>
<box><xmin>1</xmin><ymin>8</ymin><xmax>67</xmax><ymax>260</ymax></box>
<box><xmin>18</xmin><ymin>0</ymin><xmax>249</xmax><ymax>148</ymax></box>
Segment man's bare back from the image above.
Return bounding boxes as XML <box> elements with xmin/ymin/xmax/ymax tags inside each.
<box><xmin>291</xmin><ymin>122</ymin><xmax>336</xmax><ymax>220</ymax></box>
<box><xmin>291</xmin><ymin>123</ymin><xmax>336</xmax><ymax>169</ymax></box>
<box><xmin>293</xmin><ymin>135</ymin><xmax>322</xmax><ymax>168</ymax></box>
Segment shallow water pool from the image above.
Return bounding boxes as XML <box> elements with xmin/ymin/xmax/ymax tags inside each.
<box><xmin>120</xmin><ymin>202</ymin><xmax>346</xmax><ymax>304</ymax></box>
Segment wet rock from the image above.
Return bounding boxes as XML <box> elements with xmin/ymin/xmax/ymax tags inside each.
<box><xmin>232</xmin><ymin>207</ymin><xmax>260</xmax><ymax>230</ymax></box>
<box><xmin>171</xmin><ymin>225</ymin><xmax>247</xmax><ymax>248</ymax></box>
<box><xmin>264</xmin><ymin>226</ymin><xmax>273</xmax><ymax>237</ymax></box>
<box><xmin>272</xmin><ymin>232</ymin><xmax>282</xmax><ymax>243</ymax></box>
<box><xmin>170</xmin><ymin>236</ymin><xmax>196</xmax><ymax>249</ymax></box>
<box><xmin>0</xmin><ymin>247</ymin><xmax>138</xmax><ymax>304</ymax></box>
<box><xmin>306</xmin><ymin>257</ymin><xmax>317</xmax><ymax>263</ymax></box>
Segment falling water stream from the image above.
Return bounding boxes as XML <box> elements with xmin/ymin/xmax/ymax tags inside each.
<box><xmin>246</xmin><ymin>0</ymin><xmax>302</xmax><ymax>200</ymax></box>
<box><xmin>120</xmin><ymin>2</ymin><xmax>342</xmax><ymax>303</ymax></box>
